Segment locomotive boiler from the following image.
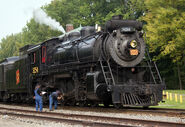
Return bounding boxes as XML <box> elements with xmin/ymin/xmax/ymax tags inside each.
<box><xmin>0</xmin><ymin>15</ymin><xmax>165</xmax><ymax>108</ymax></box>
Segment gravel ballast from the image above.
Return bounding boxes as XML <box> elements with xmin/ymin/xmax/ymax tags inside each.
<box><xmin>0</xmin><ymin>114</ymin><xmax>83</xmax><ymax>127</ymax></box>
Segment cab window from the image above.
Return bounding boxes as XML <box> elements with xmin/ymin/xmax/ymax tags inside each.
<box><xmin>31</xmin><ymin>52</ymin><xmax>36</xmax><ymax>64</ymax></box>
<box><xmin>42</xmin><ymin>46</ymin><xmax>46</xmax><ymax>63</ymax></box>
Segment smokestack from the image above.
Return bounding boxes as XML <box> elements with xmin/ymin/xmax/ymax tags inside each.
<box><xmin>66</xmin><ymin>24</ymin><xmax>74</xmax><ymax>32</ymax></box>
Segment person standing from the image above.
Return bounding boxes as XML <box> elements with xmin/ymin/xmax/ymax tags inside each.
<box><xmin>49</xmin><ymin>90</ymin><xmax>63</xmax><ymax>111</ymax></box>
<box><xmin>34</xmin><ymin>84</ymin><xmax>43</xmax><ymax>112</ymax></box>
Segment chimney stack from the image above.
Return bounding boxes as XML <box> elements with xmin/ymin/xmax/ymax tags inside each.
<box><xmin>66</xmin><ymin>24</ymin><xmax>74</xmax><ymax>32</ymax></box>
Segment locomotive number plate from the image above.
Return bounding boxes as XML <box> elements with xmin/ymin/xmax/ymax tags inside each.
<box><xmin>32</xmin><ymin>67</ymin><xmax>39</xmax><ymax>74</ymax></box>
<box><xmin>130</xmin><ymin>49</ymin><xmax>138</xmax><ymax>55</ymax></box>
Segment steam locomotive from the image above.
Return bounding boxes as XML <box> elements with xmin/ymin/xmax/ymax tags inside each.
<box><xmin>0</xmin><ymin>15</ymin><xmax>165</xmax><ymax>108</ymax></box>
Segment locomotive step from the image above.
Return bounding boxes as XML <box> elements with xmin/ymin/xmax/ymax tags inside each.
<box><xmin>106</xmin><ymin>78</ymin><xmax>113</xmax><ymax>80</ymax></box>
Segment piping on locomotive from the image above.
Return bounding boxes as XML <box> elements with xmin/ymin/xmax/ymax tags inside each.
<box><xmin>0</xmin><ymin>15</ymin><xmax>165</xmax><ymax>107</ymax></box>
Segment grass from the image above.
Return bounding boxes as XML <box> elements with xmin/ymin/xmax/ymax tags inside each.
<box><xmin>151</xmin><ymin>90</ymin><xmax>185</xmax><ymax>109</ymax></box>
<box><xmin>164</xmin><ymin>90</ymin><xmax>185</xmax><ymax>95</ymax></box>
<box><xmin>151</xmin><ymin>99</ymin><xmax>185</xmax><ymax>109</ymax></box>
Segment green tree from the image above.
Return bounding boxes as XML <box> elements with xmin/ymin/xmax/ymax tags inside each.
<box><xmin>44</xmin><ymin>0</ymin><xmax>145</xmax><ymax>27</ymax></box>
<box><xmin>0</xmin><ymin>34</ymin><xmax>21</xmax><ymax>60</ymax></box>
<box><xmin>143</xmin><ymin>0</ymin><xmax>185</xmax><ymax>89</ymax></box>
<box><xmin>21</xmin><ymin>18</ymin><xmax>61</xmax><ymax>45</ymax></box>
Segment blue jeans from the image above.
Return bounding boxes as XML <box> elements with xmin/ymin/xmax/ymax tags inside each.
<box><xmin>35</xmin><ymin>97</ymin><xmax>43</xmax><ymax>111</ymax></box>
<box><xmin>49</xmin><ymin>95</ymin><xmax>58</xmax><ymax>110</ymax></box>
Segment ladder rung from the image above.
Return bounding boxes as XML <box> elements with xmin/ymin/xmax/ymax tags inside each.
<box><xmin>151</xmin><ymin>70</ymin><xmax>157</xmax><ymax>73</ymax></box>
<box><xmin>107</xmin><ymin>78</ymin><xmax>112</xmax><ymax>80</ymax></box>
<box><xmin>103</xmin><ymin>66</ymin><xmax>108</xmax><ymax>68</ymax></box>
<box><xmin>106</xmin><ymin>76</ymin><xmax>111</xmax><ymax>79</ymax></box>
<box><xmin>105</xmin><ymin>75</ymin><xmax>111</xmax><ymax>78</ymax></box>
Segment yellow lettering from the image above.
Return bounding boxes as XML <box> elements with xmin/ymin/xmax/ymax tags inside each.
<box><xmin>32</xmin><ymin>67</ymin><xmax>39</xmax><ymax>74</ymax></box>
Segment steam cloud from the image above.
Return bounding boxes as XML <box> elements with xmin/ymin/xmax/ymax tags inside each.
<box><xmin>33</xmin><ymin>8</ymin><xmax>66</xmax><ymax>34</ymax></box>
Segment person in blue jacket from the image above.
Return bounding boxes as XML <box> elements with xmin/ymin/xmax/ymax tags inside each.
<box><xmin>49</xmin><ymin>90</ymin><xmax>63</xmax><ymax>111</ymax></box>
<box><xmin>34</xmin><ymin>84</ymin><xmax>43</xmax><ymax>112</ymax></box>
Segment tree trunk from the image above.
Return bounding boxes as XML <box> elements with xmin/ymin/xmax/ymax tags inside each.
<box><xmin>177</xmin><ymin>63</ymin><xmax>182</xmax><ymax>90</ymax></box>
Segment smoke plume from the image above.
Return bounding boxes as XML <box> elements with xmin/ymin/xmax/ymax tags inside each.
<box><xmin>33</xmin><ymin>8</ymin><xmax>66</xmax><ymax>34</ymax></box>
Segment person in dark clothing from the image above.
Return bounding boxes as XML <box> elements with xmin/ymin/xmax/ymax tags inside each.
<box><xmin>49</xmin><ymin>90</ymin><xmax>63</xmax><ymax>111</ymax></box>
<box><xmin>34</xmin><ymin>84</ymin><xmax>43</xmax><ymax>112</ymax></box>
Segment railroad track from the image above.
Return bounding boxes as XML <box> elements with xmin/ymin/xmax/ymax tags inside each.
<box><xmin>0</xmin><ymin>107</ymin><xmax>184</xmax><ymax>127</ymax></box>
<box><xmin>61</xmin><ymin>106</ymin><xmax>185</xmax><ymax>118</ymax></box>
<box><xmin>1</xmin><ymin>102</ymin><xmax>185</xmax><ymax>118</ymax></box>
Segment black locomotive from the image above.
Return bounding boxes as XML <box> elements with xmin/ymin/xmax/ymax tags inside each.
<box><xmin>0</xmin><ymin>15</ymin><xmax>165</xmax><ymax>108</ymax></box>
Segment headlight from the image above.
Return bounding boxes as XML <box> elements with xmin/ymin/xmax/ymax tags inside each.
<box><xmin>130</xmin><ymin>40</ymin><xmax>137</xmax><ymax>48</ymax></box>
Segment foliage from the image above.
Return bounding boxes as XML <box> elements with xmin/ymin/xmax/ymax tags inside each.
<box><xmin>142</xmin><ymin>0</ymin><xmax>185</xmax><ymax>89</ymax></box>
<box><xmin>21</xmin><ymin>19</ymin><xmax>61</xmax><ymax>45</ymax></box>
<box><xmin>44</xmin><ymin>0</ymin><xmax>145</xmax><ymax>27</ymax></box>
<box><xmin>44</xmin><ymin>0</ymin><xmax>123</xmax><ymax>27</ymax></box>
<box><xmin>0</xmin><ymin>34</ymin><xmax>21</xmax><ymax>60</ymax></box>
<box><xmin>143</xmin><ymin>0</ymin><xmax>185</xmax><ymax>62</ymax></box>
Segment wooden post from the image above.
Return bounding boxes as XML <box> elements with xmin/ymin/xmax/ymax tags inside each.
<box><xmin>175</xmin><ymin>94</ymin><xmax>178</xmax><ymax>102</ymax></box>
<box><xmin>180</xmin><ymin>95</ymin><xmax>183</xmax><ymax>103</ymax></box>
<box><xmin>170</xmin><ymin>93</ymin><xmax>172</xmax><ymax>101</ymax></box>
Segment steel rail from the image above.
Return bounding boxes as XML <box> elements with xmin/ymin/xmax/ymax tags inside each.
<box><xmin>0</xmin><ymin>111</ymin><xmax>129</xmax><ymax>127</ymax></box>
<box><xmin>0</xmin><ymin>107</ymin><xmax>184</xmax><ymax>127</ymax></box>
<box><xmin>60</xmin><ymin>106</ymin><xmax>185</xmax><ymax>117</ymax></box>
<box><xmin>1</xmin><ymin>103</ymin><xmax>185</xmax><ymax>117</ymax></box>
